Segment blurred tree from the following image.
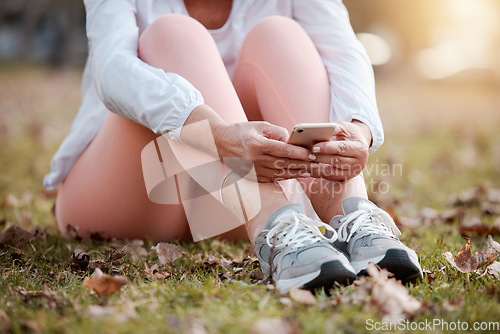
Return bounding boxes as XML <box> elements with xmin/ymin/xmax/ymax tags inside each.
<box><xmin>0</xmin><ymin>0</ymin><xmax>86</xmax><ymax>66</ymax></box>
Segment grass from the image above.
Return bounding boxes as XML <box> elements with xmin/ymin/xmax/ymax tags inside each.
<box><xmin>1</xmin><ymin>65</ymin><xmax>500</xmax><ymax>333</ymax></box>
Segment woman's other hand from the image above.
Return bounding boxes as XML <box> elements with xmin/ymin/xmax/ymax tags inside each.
<box><xmin>214</xmin><ymin>121</ymin><xmax>316</xmax><ymax>182</ymax></box>
<box><xmin>309</xmin><ymin>120</ymin><xmax>372</xmax><ymax>181</ymax></box>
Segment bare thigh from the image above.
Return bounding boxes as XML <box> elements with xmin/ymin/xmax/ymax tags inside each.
<box><xmin>55</xmin><ymin>112</ymin><xmax>191</xmax><ymax>240</ymax></box>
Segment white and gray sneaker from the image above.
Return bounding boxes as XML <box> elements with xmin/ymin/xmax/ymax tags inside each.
<box><xmin>329</xmin><ymin>197</ymin><xmax>423</xmax><ymax>283</ymax></box>
<box><xmin>254</xmin><ymin>205</ymin><xmax>356</xmax><ymax>293</ymax></box>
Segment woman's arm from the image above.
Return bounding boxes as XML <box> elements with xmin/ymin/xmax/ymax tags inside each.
<box><xmin>84</xmin><ymin>0</ymin><xmax>204</xmax><ymax>134</ymax></box>
<box><xmin>181</xmin><ymin>104</ymin><xmax>316</xmax><ymax>183</ymax></box>
<box><xmin>292</xmin><ymin>0</ymin><xmax>384</xmax><ymax>152</ymax></box>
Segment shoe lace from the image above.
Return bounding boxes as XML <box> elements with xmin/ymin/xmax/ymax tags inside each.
<box><xmin>337</xmin><ymin>207</ymin><xmax>401</xmax><ymax>244</ymax></box>
<box><xmin>266</xmin><ymin>213</ymin><xmax>337</xmax><ymax>250</ymax></box>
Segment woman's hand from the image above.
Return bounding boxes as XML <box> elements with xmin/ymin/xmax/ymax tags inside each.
<box><xmin>309</xmin><ymin>120</ymin><xmax>372</xmax><ymax>181</ymax></box>
<box><xmin>214</xmin><ymin>121</ymin><xmax>316</xmax><ymax>183</ymax></box>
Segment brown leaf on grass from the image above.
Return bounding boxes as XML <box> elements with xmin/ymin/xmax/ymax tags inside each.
<box><xmin>250</xmin><ymin>269</ymin><xmax>266</xmax><ymax>283</ymax></box>
<box><xmin>105</xmin><ymin>249</ymin><xmax>127</xmax><ymax>264</ymax></box>
<box><xmin>0</xmin><ymin>225</ymin><xmax>34</xmax><ymax>247</ymax></box>
<box><xmin>70</xmin><ymin>246</ymin><xmax>126</xmax><ymax>273</ymax></box>
<box><xmin>144</xmin><ymin>263</ymin><xmax>170</xmax><ymax>280</ymax></box>
<box><xmin>476</xmin><ymin>261</ymin><xmax>500</xmax><ymax>279</ymax></box>
<box><xmin>288</xmin><ymin>287</ymin><xmax>316</xmax><ymax>306</ymax></box>
<box><xmin>399</xmin><ymin>208</ymin><xmax>463</xmax><ymax>228</ymax></box>
<box><xmin>109</xmin><ymin>239</ymin><xmax>148</xmax><ymax>260</ymax></box>
<box><xmin>69</xmin><ymin>245</ymin><xmax>90</xmax><ymax>272</ymax></box>
<box><xmin>230</xmin><ymin>256</ymin><xmax>260</xmax><ymax>268</ymax></box>
<box><xmin>151</xmin><ymin>242</ymin><xmax>182</xmax><ymax>265</ymax></box>
<box><xmin>443</xmin><ymin>236</ymin><xmax>500</xmax><ymax>273</ymax></box>
<box><xmin>459</xmin><ymin>218</ymin><xmax>500</xmax><ymax>236</ymax></box>
<box><xmin>15</xmin><ymin>285</ymin><xmax>63</xmax><ymax>310</ymax></box>
<box><xmin>352</xmin><ymin>264</ymin><xmax>422</xmax><ymax>322</ymax></box>
<box><xmin>88</xmin><ymin>249</ymin><xmax>127</xmax><ymax>272</ymax></box>
<box><xmin>88</xmin><ymin>259</ymin><xmax>109</xmax><ymax>272</ymax></box>
<box><xmin>480</xmin><ymin>202</ymin><xmax>500</xmax><ymax>216</ymax></box>
<box><xmin>449</xmin><ymin>186</ymin><xmax>484</xmax><ymax>206</ymax></box>
<box><xmin>83</xmin><ymin>268</ymin><xmax>128</xmax><ymax>297</ymax></box>
<box><xmin>204</xmin><ymin>253</ymin><xmax>232</xmax><ymax>270</ymax></box>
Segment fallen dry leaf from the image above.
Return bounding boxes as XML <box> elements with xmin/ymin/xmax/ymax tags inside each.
<box><xmin>480</xmin><ymin>202</ymin><xmax>500</xmax><ymax>216</ymax></box>
<box><xmin>352</xmin><ymin>264</ymin><xmax>422</xmax><ymax>322</ymax></box>
<box><xmin>443</xmin><ymin>236</ymin><xmax>500</xmax><ymax>273</ymax></box>
<box><xmin>108</xmin><ymin>239</ymin><xmax>149</xmax><ymax>260</ymax></box>
<box><xmin>459</xmin><ymin>220</ymin><xmax>500</xmax><ymax>236</ymax></box>
<box><xmin>477</xmin><ymin>261</ymin><xmax>500</xmax><ymax>279</ymax></box>
<box><xmin>15</xmin><ymin>286</ymin><xmax>63</xmax><ymax>310</ymax></box>
<box><xmin>0</xmin><ymin>225</ymin><xmax>33</xmax><ymax>247</ymax></box>
<box><xmin>398</xmin><ymin>208</ymin><xmax>463</xmax><ymax>228</ymax></box>
<box><xmin>144</xmin><ymin>263</ymin><xmax>170</xmax><ymax>280</ymax></box>
<box><xmin>83</xmin><ymin>268</ymin><xmax>128</xmax><ymax>297</ymax></box>
<box><xmin>488</xmin><ymin>234</ymin><xmax>500</xmax><ymax>252</ymax></box>
<box><xmin>288</xmin><ymin>287</ymin><xmax>316</xmax><ymax>306</ymax></box>
<box><xmin>449</xmin><ymin>186</ymin><xmax>484</xmax><ymax>206</ymax></box>
<box><xmin>151</xmin><ymin>242</ymin><xmax>182</xmax><ymax>265</ymax></box>
<box><xmin>119</xmin><ymin>239</ymin><xmax>149</xmax><ymax>260</ymax></box>
<box><xmin>204</xmin><ymin>253</ymin><xmax>232</xmax><ymax>270</ymax></box>
<box><xmin>88</xmin><ymin>249</ymin><xmax>127</xmax><ymax>272</ymax></box>
<box><xmin>69</xmin><ymin>245</ymin><xmax>90</xmax><ymax>272</ymax></box>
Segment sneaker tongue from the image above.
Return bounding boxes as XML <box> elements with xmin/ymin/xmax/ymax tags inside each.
<box><xmin>265</xmin><ymin>204</ymin><xmax>304</xmax><ymax>230</ymax></box>
<box><xmin>341</xmin><ymin>197</ymin><xmax>378</xmax><ymax>215</ymax></box>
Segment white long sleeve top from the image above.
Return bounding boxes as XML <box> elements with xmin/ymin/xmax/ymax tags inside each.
<box><xmin>43</xmin><ymin>0</ymin><xmax>384</xmax><ymax>190</ymax></box>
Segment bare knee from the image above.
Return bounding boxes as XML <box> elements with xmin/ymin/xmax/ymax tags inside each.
<box><xmin>247</xmin><ymin>16</ymin><xmax>304</xmax><ymax>43</ymax></box>
<box><xmin>139</xmin><ymin>14</ymin><xmax>211</xmax><ymax>52</ymax></box>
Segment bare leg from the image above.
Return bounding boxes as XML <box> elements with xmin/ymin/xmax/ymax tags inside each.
<box><xmin>307</xmin><ymin>175</ymin><xmax>368</xmax><ymax>223</ymax></box>
<box><xmin>232</xmin><ymin>16</ymin><xmax>370</xmax><ymax>223</ymax></box>
<box><xmin>57</xmin><ymin>14</ymin><xmax>299</xmax><ymax>242</ymax></box>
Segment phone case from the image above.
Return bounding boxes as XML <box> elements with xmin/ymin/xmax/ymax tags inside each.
<box><xmin>288</xmin><ymin>123</ymin><xmax>337</xmax><ymax>149</ymax></box>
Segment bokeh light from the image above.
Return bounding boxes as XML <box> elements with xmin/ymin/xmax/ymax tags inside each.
<box><xmin>356</xmin><ymin>33</ymin><xmax>392</xmax><ymax>66</ymax></box>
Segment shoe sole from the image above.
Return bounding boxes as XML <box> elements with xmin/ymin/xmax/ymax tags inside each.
<box><xmin>357</xmin><ymin>249</ymin><xmax>423</xmax><ymax>283</ymax></box>
<box><xmin>303</xmin><ymin>260</ymin><xmax>357</xmax><ymax>292</ymax></box>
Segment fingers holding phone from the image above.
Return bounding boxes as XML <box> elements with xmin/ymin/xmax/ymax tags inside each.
<box><xmin>287</xmin><ymin>121</ymin><xmax>371</xmax><ymax>181</ymax></box>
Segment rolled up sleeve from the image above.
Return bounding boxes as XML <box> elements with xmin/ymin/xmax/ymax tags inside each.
<box><xmin>84</xmin><ymin>0</ymin><xmax>204</xmax><ymax>134</ymax></box>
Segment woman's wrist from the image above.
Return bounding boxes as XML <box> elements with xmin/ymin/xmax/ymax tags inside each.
<box><xmin>351</xmin><ymin>119</ymin><xmax>372</xmax><ymax>148</ymax></box>
<box><xmin>181</xmin><ymin>104</ymin><xmax>230</xmax><ymax>156</ymax></box>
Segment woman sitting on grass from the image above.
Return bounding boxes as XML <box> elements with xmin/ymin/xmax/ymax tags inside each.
<box><xmin>44</xmin><ymin>0</ymin><xmax>422</xmax><ymax>292</ymax></box>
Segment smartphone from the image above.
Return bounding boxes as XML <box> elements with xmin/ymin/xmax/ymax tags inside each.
<box><xmin>288</xmin><ymin>123</ymin><xmax>337</xmax><ymax>149</ymax></box>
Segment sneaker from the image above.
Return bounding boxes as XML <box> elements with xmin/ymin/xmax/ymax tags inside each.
<box><xmin>254</xmin><ymin>209</ymin><xmax>356</xmax><ymax>293</ymax></box>
<box><xmin>329</xmin><ymin>197</ymin><xmax>423</xmax><ymax>283</ymax></box>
